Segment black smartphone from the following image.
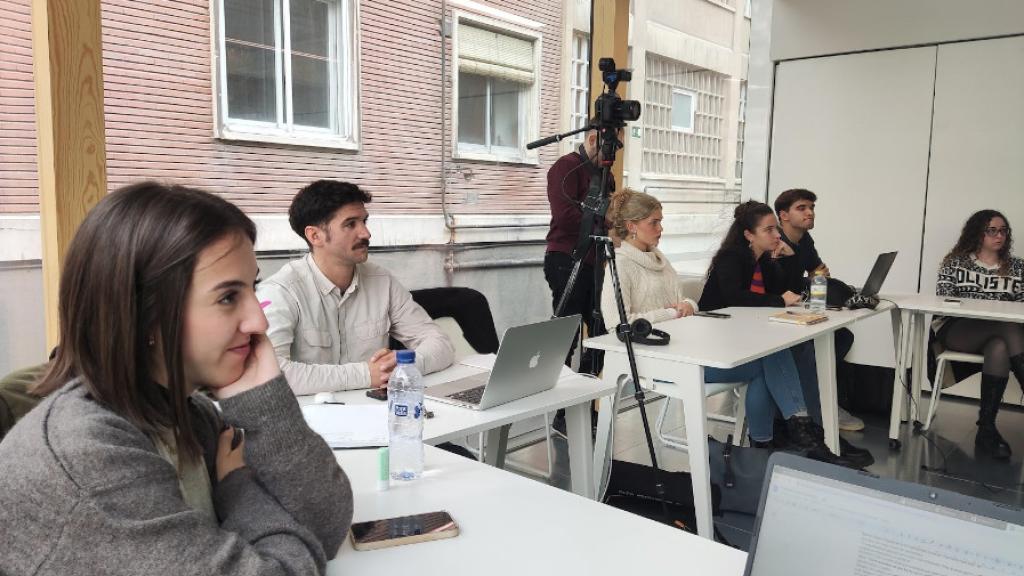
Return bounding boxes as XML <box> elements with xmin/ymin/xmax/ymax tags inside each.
<box><xmin>350</xmin><ymin>511</ymin><xmax>458</xmax><ymax>551</ymax></box>
<box><xmin>365</xmin><ymin>387</ymin><xmax>388</xmax><ymax>401</ymax></box>
<box><xmin>694</xmin><ymin>311</ymin><xmax>731</xmax><ymax>319</ymax></box>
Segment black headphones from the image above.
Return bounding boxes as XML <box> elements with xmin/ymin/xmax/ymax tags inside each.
<box><xmin>616</xmin><ymin>318</ymin><xmax>671</xmax><ymax>346</ymax></box>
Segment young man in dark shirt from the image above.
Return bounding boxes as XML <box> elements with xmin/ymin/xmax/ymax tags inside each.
<box><xmin>775</xmin><ymin>188</ymin><xmax>864</xmax><ymax>434</ymax></box>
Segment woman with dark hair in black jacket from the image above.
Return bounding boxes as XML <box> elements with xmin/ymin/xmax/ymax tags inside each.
<box><xmin>700</xmin><ymin>201</ymin><xmax>859</xmax><ymax>467</ymax></box>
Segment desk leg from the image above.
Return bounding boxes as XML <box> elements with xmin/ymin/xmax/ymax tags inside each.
<box><xmin>483</xmin><ymin>424</ymin><xmax>511</xmax><ymax>469</ymax></box>
<box><xmin>814</xmin><ymin>332</ymin><xmax>839</xmax><ymax>455</ymax></box>
<box><xmin>592</xmin><ymin>371</ymin><xmax>623</xmax><ymax>499</ymax></box>
<box><xmin>567</xmin><ymin>400</ymin><xmax>596</xmax><ymax>499</ymax></box>
<box><xmin>889</xmin><ymin>308</ymin><xmax>907</xmax><ymax>446</ymax></box>
<box><xmin>679</xmin><ymin>364</ymin><xmax>714</xmax><ymax>539</ymax></box>
<box><xmin>910</xmin><ymin>311</ymin><xmax>926</xmax><ymax>424</ymax></box>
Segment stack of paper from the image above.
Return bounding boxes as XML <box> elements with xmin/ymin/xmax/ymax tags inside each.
<box><xmin>301</xmin><ymin>404</ymin><xmax>389</xmax><ymax>448</ymax></box>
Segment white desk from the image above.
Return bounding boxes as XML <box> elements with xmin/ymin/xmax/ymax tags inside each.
<box><xmin>884</xmin><ymin>294</ymin><xmax>1024</xmax><ymax>447</ymax></box>
<box><xmin>326</xmin><ymin>446</ymin><xmax>747</xmax><ymax>575</ymax></box>
<box><xmin>300</xmin><ymin>359</ymin><xmax>615</xmax><ymax>499</ymax></box>
<box><xmin>584</xmin><ymin>304</ymin><xmax>888</xmax><ymax>539</ymax></box>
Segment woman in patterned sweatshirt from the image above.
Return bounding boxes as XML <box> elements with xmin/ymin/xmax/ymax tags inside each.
<box><xmin>935</xmin><ymin>209</ymin><xmax>1024</xmax><ymax>460</ymax></box>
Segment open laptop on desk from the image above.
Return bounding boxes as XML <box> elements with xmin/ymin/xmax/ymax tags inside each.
<box><xmin>859</xmin><ymin>251</ymin><xmax>898</xmax><ymax>298</ymax></box>
<box><xmin>425</xmin><ymin>315</ymin><xmax>580</xmax><ymax>410</ymax></box>
<box><xmin>744</xmin><ymin>452</ymin><xmax>1024</xmax><ymax>576</ymax></box>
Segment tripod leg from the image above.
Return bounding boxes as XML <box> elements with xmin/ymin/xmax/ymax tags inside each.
<box><xmin>679</xmin><ymin>364</ymin><xmax>714</xmax><ymax>539</ymax></box>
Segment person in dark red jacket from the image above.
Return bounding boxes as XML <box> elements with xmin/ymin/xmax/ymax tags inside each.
<box><xmin>544</xmin><ymin>120</ymin><xmax>614</xmax><ymax>374</ymax></box>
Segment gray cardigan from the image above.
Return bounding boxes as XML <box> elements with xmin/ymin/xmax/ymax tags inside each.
<box><xmin>0</xmin><ymin>375</ymin><xmax>353</xmax><ymax>575</ymax></box>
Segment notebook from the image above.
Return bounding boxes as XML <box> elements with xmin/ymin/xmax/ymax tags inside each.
<box><xmin>768</xmin><ymin>310</ymin><xmax>829</xmax><ymax>325</ymax></box>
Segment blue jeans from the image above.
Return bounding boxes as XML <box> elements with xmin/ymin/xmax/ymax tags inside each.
<box><xmin>705</xmin><ymin>349</ymin><xmax>807</xmax><ymax>442</ymax></box>
<box><xmin>791</xmin><ymin>328</ymin><xmax>854</xmax><ymax>425</ymax></box>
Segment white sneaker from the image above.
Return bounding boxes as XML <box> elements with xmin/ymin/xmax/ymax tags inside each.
<box><xmin>838</xmin><ymin>407</ymin><xmax>865</xmax><ymax>432</ymax></box>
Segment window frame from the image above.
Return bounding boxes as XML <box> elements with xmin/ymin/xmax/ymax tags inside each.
<box><xmin>212</xmin><ymin>0</ymin><xmax>360</xmax><ymax>150</ymax></box>
<box><xmin>451</xmin><ymin>11</ymin><xmax>541</xmax><ymax>165</ymax></box>
<box><xmin>670</xmin><ymin>88</ymin><xmax>697</xmax><ymax>134</ymax></box>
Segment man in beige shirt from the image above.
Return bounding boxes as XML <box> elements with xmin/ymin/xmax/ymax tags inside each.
<box><xmin>257</xmin><ymin>180</ymin><xmax>454</xmax><ymax>395</ymax></box>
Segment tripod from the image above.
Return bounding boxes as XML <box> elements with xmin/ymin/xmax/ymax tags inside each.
<box><xmin>530</xmin><ymin>77</ymin><xmax>671</xmax><ymax>523</ymax></box>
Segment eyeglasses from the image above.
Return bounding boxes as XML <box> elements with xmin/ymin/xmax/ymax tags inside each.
<box><xmin>984</xmin><ymin>227</ymin><xmax>1010</xmax><ymax>237</ymax></box>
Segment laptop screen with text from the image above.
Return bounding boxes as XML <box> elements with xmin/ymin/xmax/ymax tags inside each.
<box><xmin>749</xmin><ymin>466</ymin><xmax>1024</xmax><ymax>576</ymax></box>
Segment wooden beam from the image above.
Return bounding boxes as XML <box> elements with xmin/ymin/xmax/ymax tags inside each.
<box><xmin>589</xmin><ymin>0</ymin><xmax>630</xmax><ymax>188</ymax></box>
<box><xmin>32</xmin><ymin>0</ymin><xmax>108</xmax><ymax>349</ymax></box>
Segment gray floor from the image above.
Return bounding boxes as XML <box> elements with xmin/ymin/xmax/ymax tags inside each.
<box><xmin>490</xmin><ymin>388</ymin><xmax>1024</xmax><ymax>550</ymax></box>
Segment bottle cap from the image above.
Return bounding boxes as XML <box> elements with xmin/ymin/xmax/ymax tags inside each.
<box><xmin>396</xmin><ymin>350</ymin><xmax>416</xmax><ymax>364</ymax></box>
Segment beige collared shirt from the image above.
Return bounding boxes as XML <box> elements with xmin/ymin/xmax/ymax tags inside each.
<box><xmin>257</xmin><ymin>254</ymin><xmax>454</xmax><ymax>394</ymax></box>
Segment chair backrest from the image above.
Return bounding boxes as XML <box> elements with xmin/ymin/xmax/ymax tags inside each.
<box><xmin>404</xmin><ymin>287</ymin><xmax>500</xmax><ymax>355</ymax></box>
<box><xmin>679</xmin><ymin>275</ymin><xmax>706</xmax><ymax>303</ymax></box>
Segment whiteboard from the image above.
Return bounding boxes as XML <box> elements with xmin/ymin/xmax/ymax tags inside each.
<box><xmin>919</xmin><ymin>36</ymin><xmax>1024</xmax><ymax>295</ymax></box>
<box><xmin>768</xmin><ymin>48</ymin><xmax>937</xmax><ymax>366</ymax></box>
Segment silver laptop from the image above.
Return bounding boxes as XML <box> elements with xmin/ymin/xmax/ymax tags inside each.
<box><xmin>425</xmin><ymin>315</ymin><xmax>581</xmax><ymax>410</ymax></box>
<box><xmin>744</xmin><ymin>452</ymin><xmax>1024</xmax><ymax>576</ymax></box>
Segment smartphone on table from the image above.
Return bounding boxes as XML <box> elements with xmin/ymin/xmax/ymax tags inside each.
<box><xmin>350</xmin><ymin>511</ymin><xmax>459</xmax><ymax>551</ymax></box>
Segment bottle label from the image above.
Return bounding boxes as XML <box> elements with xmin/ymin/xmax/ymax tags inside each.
<box><xmin>394</xmin><ymin>404</ymin><xmax>408</xmax><ymax>417</ymax></box>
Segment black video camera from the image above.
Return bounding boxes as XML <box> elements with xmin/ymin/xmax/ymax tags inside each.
<box><xmin>594</xmin><ymin>58</ymin><xmax>641</xmax><ymax>129</ymax></box>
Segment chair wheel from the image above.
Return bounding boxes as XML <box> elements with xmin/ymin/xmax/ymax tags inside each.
<box><xmin>888</xmin><ymin>439</ymin><xmax>902</xmax><ymax>451</ymax></box>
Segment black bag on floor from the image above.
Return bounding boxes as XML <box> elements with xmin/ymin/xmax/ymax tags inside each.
<box><xmin>603</xmin><ymin>459</ymin><xmax>721</xmax><ymax>534</ymax></box>
<box><xmin>707</xmin><ymin>436</ymin><xmax>772</xmax><ymax>516</ymax></box>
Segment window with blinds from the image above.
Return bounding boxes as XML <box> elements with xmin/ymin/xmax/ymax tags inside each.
<box><xmin>455</xmin><ymin>19</ymin><xmax>538</xmax><ymax>161</ymax></box>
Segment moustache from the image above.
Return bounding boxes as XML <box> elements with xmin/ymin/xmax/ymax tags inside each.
<box><xmin>354</xmin><ymin>241</ymin><xmax>370</xmax><ymax>250</ymax></box>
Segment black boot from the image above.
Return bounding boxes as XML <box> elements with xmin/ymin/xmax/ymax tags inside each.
<box><xmin>786</xmin><ymin>416</ymin><xmax>860</xmax><ymax>469</ymax></box>
<box><xmin>976</xmin><ymin>374</ymin><xmax>1011</xmax><ymax>460</ymax></box>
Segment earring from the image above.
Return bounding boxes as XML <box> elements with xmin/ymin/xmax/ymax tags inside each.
<box><xmin>148</xmin><ymin>337</ymin><xmax>155</xmax><ymax>347</ymax></box>
<box><xmin>630</xmin><ymin>230</ymin><xmax>637</xmax><ymax>240</ymax></box>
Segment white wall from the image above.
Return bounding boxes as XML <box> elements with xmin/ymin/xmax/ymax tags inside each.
<box><xmin>919</xmin><ymin>36</ymin><xmax>1024</xmax><ymax>293</ymax></box>
<box><xmin>770</xmin><ymin>0</ymin><xmax>1024</xmax><ymax>61</ymax></box>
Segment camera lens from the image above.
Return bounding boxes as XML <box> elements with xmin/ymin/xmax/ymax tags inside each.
<box><xmin>619</xmin><ymin>100</ymin><xmax>642</xmax><ymax>122</ymax></box>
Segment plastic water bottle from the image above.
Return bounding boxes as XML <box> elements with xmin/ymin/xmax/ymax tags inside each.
<box><xmin>388</xmin><ymin>350</ymin><xmax>424</xmax><ymax>481</ymax></box>
<box><xmin>809</xmin><ymin>271</ymin><xmax>828</xmax><ymax>311</ymax></box>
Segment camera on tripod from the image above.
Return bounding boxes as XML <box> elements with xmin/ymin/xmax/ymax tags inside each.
<box><xmin>594</xmin><ymin>58</ymin><xmax>642</xmax><ymax>128</ymax></box>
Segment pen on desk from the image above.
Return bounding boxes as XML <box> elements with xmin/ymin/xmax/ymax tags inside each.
<box><xmin>652</xmin><ymin>378</ymin><xmax>674</xmax><ymax>385</ymax></box>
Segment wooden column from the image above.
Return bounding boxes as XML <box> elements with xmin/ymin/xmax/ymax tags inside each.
<box><xmin>589</xmin><ymin>0</ymin><xmax>630</xmax><ymax>186</ymax></box>
<box><xmin>32</xmin><ymin>0</ymin><xmax>108</xmax><ymax>349</ymax></box>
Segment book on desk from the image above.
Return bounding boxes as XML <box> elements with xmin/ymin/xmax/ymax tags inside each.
<box><xmin>768</xmin><ymin>310</ymin><xmax>829</xmax><ymax>326</ymax></box>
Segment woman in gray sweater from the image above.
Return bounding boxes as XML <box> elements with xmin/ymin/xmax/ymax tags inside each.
<box><xmin>0</xmin><ymin>182</ymin><xmax>353</xmax><ymax>575</ymax></box>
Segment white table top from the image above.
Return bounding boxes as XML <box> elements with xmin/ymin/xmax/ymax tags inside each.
<box><xmin>326</xmin><ymin>446</ymin><xmax>748</xmax><ymax>575</ymax></box>
<box><xmin>299</xmin><ymin>359</ymin><xmax>615</xmax><ymax>445</ymax></box>
<box><xmin>584</xmin><ymin>305</ymin><xmax>889</xmax><ymax>369</ymax></box>
<box><xmin>885</xmin><ymin>293</ymin><xmax>1024</xmax><ymax>322</ymax></box>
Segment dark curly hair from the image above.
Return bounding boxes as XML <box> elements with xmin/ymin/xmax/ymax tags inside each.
<box><xmin>707</xmin><ymin>200</ymin><xmax>775</xmax><ymax>279</ymax></box>
<box><xmin>943</xmin><ymin>209</ymin><xmax>1013</xmax><ymax>275</ymax></box>
<box><xmin>289</xmin><ymin>180</ymin><xmax>372</xmax><ymax>247</ymax></box>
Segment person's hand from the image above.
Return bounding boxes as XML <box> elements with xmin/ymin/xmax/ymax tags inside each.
<box><xmin>815</xmin><ymin>263</ymin><xmax>831</xmax><ymax>277</ymax></box>
<box><xmin>215</xmin><ymin>333</ymin><xmax>282</xmax><ymax>400</ymax></box>
<box><xmin>782</xmin><ymin>291</ymin><xmax>804</xmax><ymax>306</ymax></box>
<box><xmin>772</xmin><ymin>242</ymin><xmax>795</xmax><ymax>259</ymax></box>
<box><xmin>368</xmin><ymin>349</ymin><xmax>396</xmax><ymax>388</ymax></box>
<box><xmin>216</xmin><ymin>426</ymin><xmax>246</xmax><ymax>482</ymax></box>
<box><xmin>673</xmin><ymin>302</ymin><xmax>695</xmax><ymax>317</ymax></box>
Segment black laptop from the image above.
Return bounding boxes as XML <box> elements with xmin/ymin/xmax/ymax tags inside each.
<box><xmin>743</xmin><ymin>452</ymin><xmax>1024</xmax><ymax>576</ymax></box>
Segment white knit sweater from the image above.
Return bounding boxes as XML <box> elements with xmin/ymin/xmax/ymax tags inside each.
<box><xmin>601</xmin><ymin>242</ymin><xmax>699</xmax><ymax>326</ymax></box>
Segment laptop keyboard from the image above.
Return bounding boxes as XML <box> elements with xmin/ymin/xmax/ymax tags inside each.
<box><xmin>448</xmin><ymin>385</ymin><xmax>486</xmax><ymax>404</ymax></box>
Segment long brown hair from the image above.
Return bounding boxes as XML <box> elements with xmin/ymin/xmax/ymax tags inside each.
<box><xmin>33</xmin><ymin>182</ymin><xmax>256</xmax><ymax>464</ymax></box>
<box><xmin>943</xmin><ymin>209</ymin><xmax>1013</xmax><ymax>275</ymax></box>
<box><xmin>707</xmin><ymin>200</ymin><xmax>775</xmax><ymax>278</ymax></box>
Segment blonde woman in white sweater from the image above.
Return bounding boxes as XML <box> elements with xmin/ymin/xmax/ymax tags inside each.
<box><xmin>601</xmin><ymin>190</ymin><xmax>847</xmax><ymax>464</ymax></box>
